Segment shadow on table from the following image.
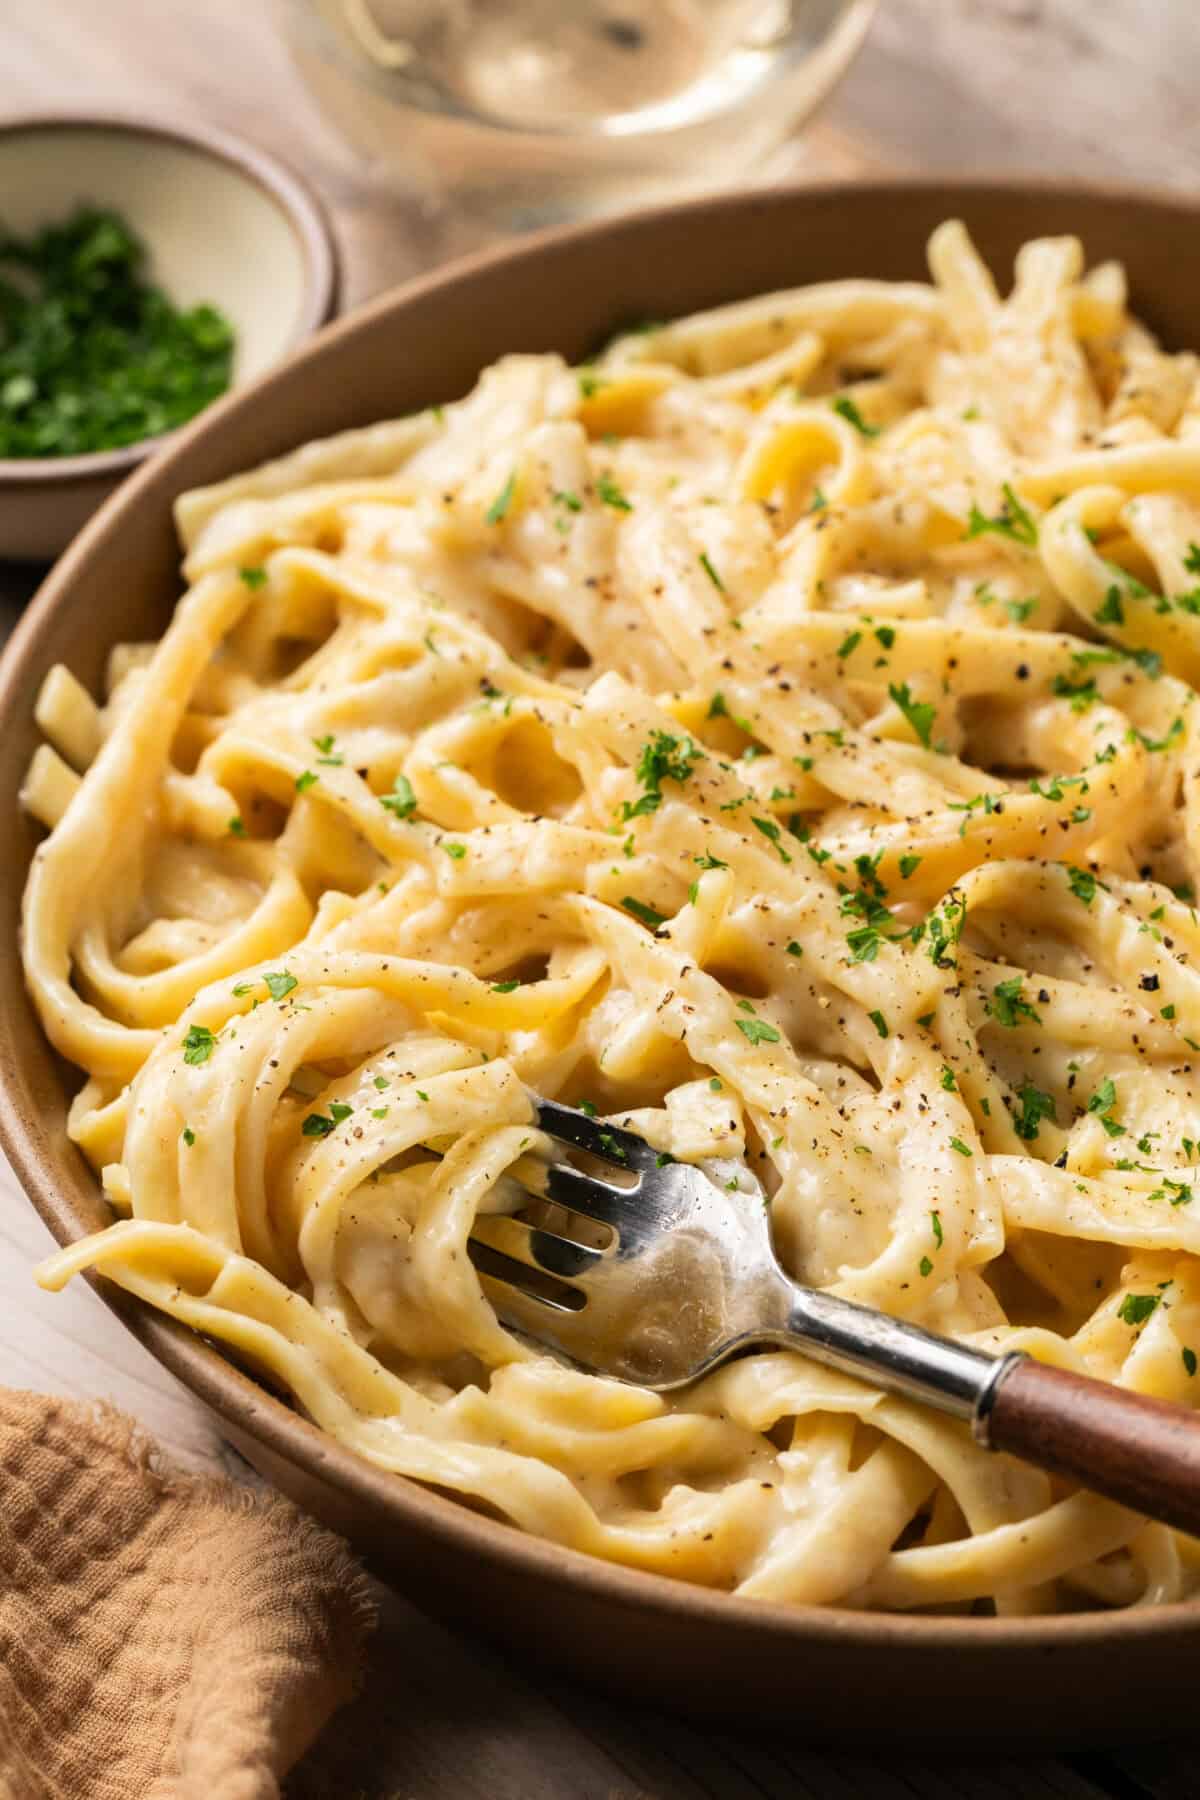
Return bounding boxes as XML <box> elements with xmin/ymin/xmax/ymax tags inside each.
<box><xmin>285</xmin><ymin>1582</ymin><xmax>1195</xmax><ymax>1800</ymax></box>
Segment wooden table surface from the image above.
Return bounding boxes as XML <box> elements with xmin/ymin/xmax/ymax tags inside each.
<box><xmin>3</xmin><ymin>3</ymin><xmax>1199</xmax><ymax>1794</ymax></box>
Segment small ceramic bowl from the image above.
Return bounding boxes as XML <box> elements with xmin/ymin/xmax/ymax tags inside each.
<box><xmin>0</xmin><ymin>113</ymin><xmax>338</xmax><ymax>561</ymax></box>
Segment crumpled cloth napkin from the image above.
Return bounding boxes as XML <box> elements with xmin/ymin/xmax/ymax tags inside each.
<box><xmin>0</xmin><ymin>1387</ymin><xmax>375</xmax><ymax>1800</ymax></box>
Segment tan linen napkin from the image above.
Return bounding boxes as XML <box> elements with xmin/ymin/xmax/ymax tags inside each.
<box><xmin>0</xmin><ymin>1387</ymin><xmax>375</xmax><ymax>1800</ymax></box>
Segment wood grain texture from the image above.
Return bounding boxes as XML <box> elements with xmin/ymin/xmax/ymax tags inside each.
<box><xmin>989</xmin><ymin>1359</ymin><xmax>1200</xmax><ymax>1539</ymax></box>
<box><xmin>2</xmin><ymin>3</ymin><xmax>1199</xmax><ymax>1795</ymax></box>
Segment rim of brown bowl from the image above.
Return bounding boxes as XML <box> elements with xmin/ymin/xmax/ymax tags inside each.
<box><xmin>4</xmin><ymin>173</ymin><xmax>1200</xmax><ymax>1741</ymax></box>
<box><xmin>0</xmin><ymin>110</ymin><xmax>339</xmax><ymax>490</ymax></box>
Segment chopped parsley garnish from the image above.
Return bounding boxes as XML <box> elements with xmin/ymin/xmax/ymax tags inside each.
<box><xmin>381</xmin><ymin>772</ymin><xmax>417</xmax><ymax>819</ymax></box>
<box><xmin>1071</xmin><ymin>648</ymin><xmax>1122</xmax><ymax>670</ymax></box>
<box><xmin>596</xmin><ymin>473</ymin><xmax>632</xmax><ymax>512</ymax></box>
<box><xmin>941</xmin><ymin>1067</ymin><xmax>957</xmax><ymax>1091</ymax></box>
<box><xmin>924</xmin><ymin>893</ymin><xmax>966</xmax><ymax>969</ymax></box>
<box><xmin>485</xmin><ymin>469</ymin><xmax>516</xmax><ymax>524</ymax></box>
<box><xmin>1131</xmin><ymin>718</ymin><xmax>1184</xmax><ymax>754</ymax></box>
<box><xmin>443</xmin><ymin>842</ymin><xmax>467</xmax><ymax>860</ymax></box>
<box><xmin>785</xmin><ymin>940</ymin><xmax>803</xmax><ymax>957</ymax></box>
<box><xmin>868</xmin><ymin>1009</ymin><xmax>889</xmax><ymax>1039</ymax></box>
<box><xmin>622</xmin><ymin>895</ymin><xmax>667</xmax><ymax>929</ymax></box>
<box><xmin>1065</xmin><ymin>866</ymin><xmax>1097</xmax><ymax>906</ymax></box>
<box><xmin>228</xmin><ymin>816</ymin><xmax>246</xmax><ymax>837</ymax></box>
<box><xmin>263</xmin><ymin>970</ymin><xmax>297</xmax><ymax>1002</ymax></box>
<box><xmin>698</xmin><ymin>551</ymin><xmax>725</xmax><ymax>592</ymax></box>
<box><xmin>1113</xmin><ymin>645</ymin><xmax>1163</xmax><ymax>680</ymax></box>
<box><xmin>578</xmin><ymin>1100</ymin><xmax>598</xmax><ymax>1116</ymax></box>
<box><xmin>301</xmin><ymin>1101</ymin><xmax>353</xmax><ymax>1138</ymax></box>
<box><xmin>1087</xmin><ymin>1077</ymin><xmax>1125</xmax><ymax>1138</ymax></box>
<box><xmin>578</xmin><ymin>368</ymin><xmax>606</xmax><ymax>399</ymax></box>
<box><xmin>948</xmin><ymin>791</ymin><xmax>1002</xmax><ymax>837</ymax></box>
<box><xmin>182</xmin><ymin>1024</ymin><xmax>215</xmax><ymax>1066</ymax></box>
<box><xmin>888</xmin><ymin>681</ymin><xmax>936</xmax><ymax>749</ymax></box>
<box><xmin>1052</xmin><ymin>674</ymin><xmax>1099</xmax><ymax>713</ymax></box>
<box><xmin>1185</xmin><ymin>1348</ymin><xmax>1198</xmax><ymax>1377</ymax></box>
<box><xmin>949</xmin><ymin>1137</ymin><xmax>972</xmax><ymax>1156</ymax></box>
<box><xmin>491</xmin><ymin>980</ymin><xmax>521</xmax><ymax>994</ymax></box>
<box><xmin>373</xmin><ymin>1075</ymin><xmax>391</xmax><ymax>1090</ymax></box>
<box><xmin>239</xmin><ymin>566</ymin><xmax>267</xmax><ymax>590</ymax></box>
<box><xmin>836</xmin><ymin>630</ymin><xmax>862</xmax><ymax>660</ymax></box>
<box><xmin>1095</xmin><ymin>587</ymin><xmax>1125</xmax><ymax>626</ymax></box>
<box><xmin>846</xmin><ymin>926</ymin><xmax>884</xmax><ymax>963</ymax></box>
<box><xmin>875</xmin><ymin>625</ymin><xmax>896</xmax><ymax>649</ymax></box>
<box><xmin>736</xmin><ymin>1012</ymin><xmax>782</xmax><ymax>1047</ymax></box>
<box><xmin>182</xmin><ymin>1126</ymin><xmax>196</xmax><ymax>1147</ymax></box>
<box><xmin>832</xmin><ymin>395</ymin><xmax>880</xmax><ymax>437</ymax></box>
<box><xmin>987</xmin><ymin>977</ymin><xmax>1041</xmax><ymax>1029</ymax></box>
<box><xmin>751</xmin><ymin>816</ymin><xmax>792</xmax><ymax>863</ymax></box>
<box><xmin>1013</xmin><ymin>1082</ymin><xmax>1056</xmax><ymax>1141</ymax></box>
<box><xmin>898</xmin><ymin>853</ymin><xmax>922</xmax><ymax>880</ymax></box>
<box><xmin>1101</xmin><ymin>556</ymin><xmax>1151</xmax><ymax>599</ymax></box>
<box><xmin>852</xmin><ymin>848</ymin><xmax>886</xmax><ymax>895</ymax></box>
<box><xmin>1117</xmin><ymin>1292</ymin><xmax>1160</xmax><ymax>1328</ymax></box>
<box><xmin>1005</xmin><ymin>597</ymin><xmax>1037</xmax><ymax>623</ymax></box>
<box><xmin>1030</xmin><ymin>773</ymin><xmax>1088</xmax><ymax>801</ymax></box>
<box><xmin>931</xmin><ymin>1211</ymin><xmax>944</xmax><ymax>1249</ymax></box>
<box><xmin>919</xmin><ymin>1256</ymin><xmax>934</xmax><ymax>1278</ymax></box>
<box><xmin>965</xmin><ymin>483</ymin><xmax>1038</xmax><ymax>548</ymax></box>
<box><xmin>597</xmin><ymin>1129</ymin><xmax>628</xmax><ymax>1163</ymax></box>
<box><xmin>294</xmin><ymin>770</ymin><xmax>318</xmax><ymax>793</ymax></box>
<box><xmin>1149</xmin><ymin>1177</ymin><xmax>1194</xmax><ymax>1208</ymax></box>
<box><xmin>707</xmin><ymin>690</ymin><xmax>730</xmax><ymax>720</ymax></box>
<box><xmin>840</xmin><ymin>881</ymin><xmax>904</xmax><ymax>964</ymax></box>
<box><xmin>622</xmin><ymin>730</ymin><xmax>704</xmax><ymax>819</ymax></box>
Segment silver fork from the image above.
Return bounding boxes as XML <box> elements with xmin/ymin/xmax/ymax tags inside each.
<box><xmin>467</xmin><ymin>1098</ymin><xmax>1200</xmax><ymax>1539</ymax></box>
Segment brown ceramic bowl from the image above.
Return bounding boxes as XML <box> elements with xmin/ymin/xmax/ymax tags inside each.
<box><xmin>2</xmin><ymin>179</ymin><xmax>1199</xmax><ymax>1747</ymax></box>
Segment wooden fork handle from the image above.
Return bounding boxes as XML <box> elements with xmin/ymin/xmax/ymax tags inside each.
<box><xmin>984</xmin><ymin>1357</ymin><xmax>1200</xmax><ymax>1537</ymax></box>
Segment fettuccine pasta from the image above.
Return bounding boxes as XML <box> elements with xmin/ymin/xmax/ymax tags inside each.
<box><xmin>24</xmin><ymin>221</ymin><xmax>1200</xmax><ymax>1613</ymax></box>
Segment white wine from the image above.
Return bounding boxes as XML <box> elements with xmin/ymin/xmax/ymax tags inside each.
<box><xmin>286</xmin><ymin>0</ymin><xmax>874</xmax><ymax>225</ymax></box>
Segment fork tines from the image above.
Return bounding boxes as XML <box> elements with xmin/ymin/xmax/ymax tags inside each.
<box><xmin>533</xmin><ymin>1098</ymin><xmax>653</xmax><ymax>1174</ymax></box>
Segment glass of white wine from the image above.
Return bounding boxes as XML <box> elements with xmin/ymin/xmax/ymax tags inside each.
<box><xmin>283</xmin><ymin>0</ymin><xmax>877</xmax><ymax>229</ymax></box>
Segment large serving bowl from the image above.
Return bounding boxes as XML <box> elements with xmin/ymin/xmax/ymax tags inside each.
<box><xmin>3</xmin><ymin>180</ymin><xmax>1199</xmax><ymax>1746</ymax></box>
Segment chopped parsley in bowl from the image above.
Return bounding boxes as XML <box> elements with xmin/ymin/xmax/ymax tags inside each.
<box><xmin>0</xmin><ymin>207</ymin><xmax>235</xmax><ymax>459</ymax></box>
<box><xmin>0</xmin><ymin>111</ymin><xmax>336</xmax><ymax>558</ymax></box>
